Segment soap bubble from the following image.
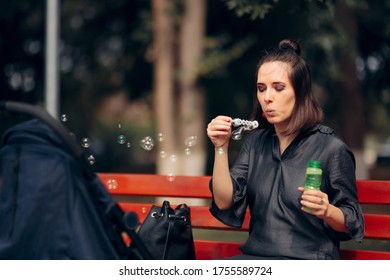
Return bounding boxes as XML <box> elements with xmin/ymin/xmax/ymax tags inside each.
<box><xmin>107</xmin><ymin>178</ymin><xmax>118</xmax><ymax>189</ymax></box>
<box><xmin>141</xmin><ymin>207</ymin><xmax>147</xmax><ymax>214</ymax></box>
<box><xmin>185</xmin><ymin>147</ymin><xmax>191</xmax><ymax>156</ymax></box>
<box><xmin>166</xmin><ymin>173</ymin><xmax>176</xmax><ymax>182</ymax></box>
<box><xmin>87</xmin><ymin>154</ymin><xmax>95</xmax><ymax>165</ymax></box>
<box><xmin>157</xmin><ymin>133</ymin><xmax>164</xmax><ymax>142</ymax></box>
<box><xmin>117</xmin><ymin>123</ymin><xmax>122</xmax><ymax>129</ymax></box>
<box><xmin>81</xmin><ymin>138</ymin><xmax>91</xmax><ymax>148</ymax></box>
<box><xmin>140</xmin><ymin>136</ymin><xmax>154</xmax><ymax>151</ymax></box>
<box><xmin>126</xmin><ymin>142</ymin><xmax>131</xmax><ymax>148</ymax></box>
<box><xmin>160</xmin><ymin>151</ymin><xmax>167</xmax><ymax>158</ymax></box>
<box><xmin>60</xmin><ymin>114</ymin><xmax>68</xmax><ymax>122</ymax></box>
<box><xmin>117</xmin><ymin>134</ymin><xmax>126</xmax><ymax>145</ymax></box>
<box><xmin>169</xmin><ymin>154</ymin><xmax>177</xmax><ymax>162</ymax></box>
<box><xmin>184</xmin><ymin>135</ymin><xmax>197</xmax><ymax>147</ymax></box>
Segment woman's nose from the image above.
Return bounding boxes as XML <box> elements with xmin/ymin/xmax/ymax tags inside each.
<box><xmin>264</xmin><ymin>89</ymin><xmax>272</xmax><ymax>102</ymax></box>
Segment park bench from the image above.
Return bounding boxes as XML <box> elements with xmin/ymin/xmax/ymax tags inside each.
<box><xmin>98</xmin><ymin>173</ymin><xmax>390</xmax><ymax>260</ymax></box>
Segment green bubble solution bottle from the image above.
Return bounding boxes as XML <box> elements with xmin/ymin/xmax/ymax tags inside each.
<box><xmin>303</xmin><ymin>161</ymin><xmax>322</xmax><ymax>210</ymax></box>
<box><xmin>304</xmin><ymin>160</ymin><xmax>322</xmax><ymax>191</ymax></box>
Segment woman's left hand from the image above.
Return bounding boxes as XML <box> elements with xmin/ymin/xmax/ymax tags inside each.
<box><xmin>298</xmin><ymin>187</ymin><xmax>330</xmax><ymax>219</ymax></box>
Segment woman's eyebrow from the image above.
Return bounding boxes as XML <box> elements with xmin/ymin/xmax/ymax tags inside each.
<box><xmin>257</xmin><ymin>81</ymin><xmax>286</xmax><ymax>85</ymax></box>
<box><xmin>272</xmin><ymin>81</ymin><xmax>286</xmax><ymax>86</ymax></box>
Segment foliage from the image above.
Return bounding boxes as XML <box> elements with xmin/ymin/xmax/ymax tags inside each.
<box><xmin>223</xmin><ymin>0</ymin><xmax>278</xmax><ymax>20</ymax></box>
<box><xmin>222</xmin><ymin>0</ymin><xmax>337</xmax><ymax>20</ymax></box>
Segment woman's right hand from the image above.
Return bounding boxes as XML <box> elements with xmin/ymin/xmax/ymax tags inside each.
<box><xmin>206</xmin><ymin>115</ymin><xmax>232</xmax><ymax>148</ymax></box>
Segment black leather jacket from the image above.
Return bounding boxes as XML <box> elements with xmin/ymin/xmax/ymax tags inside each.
<box><xmin>210</xmin><ymin>124</ymin><xmax>365</xmax><ymax>259</ymax></box>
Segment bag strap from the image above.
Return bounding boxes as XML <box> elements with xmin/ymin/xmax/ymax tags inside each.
<box><xmin>162</xmin><ymin>219</ymin><xmax>175</xmax><ymax>259</ymax></box>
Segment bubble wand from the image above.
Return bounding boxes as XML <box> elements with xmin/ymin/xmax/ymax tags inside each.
<box><xmin>231</xmin><ymin>118</ymin><xmax>259</xmax><ymax>140</ymax></box>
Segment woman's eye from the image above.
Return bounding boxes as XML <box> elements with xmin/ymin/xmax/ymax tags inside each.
<box><xmin>275</xmin><ymin>85</ymin><xmax>285</xmax><ymax>91</ymax></box>
<box><xmin>257</xmin><ymin>85</ymin><xmax>266</xmax><ymax>92</ymax></box>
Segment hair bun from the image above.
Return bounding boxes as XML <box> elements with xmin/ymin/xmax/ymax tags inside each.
<box><xmin>278</xmin><ymin>39</ymin><xmax>301</xmax><ymax>56</ymax></box>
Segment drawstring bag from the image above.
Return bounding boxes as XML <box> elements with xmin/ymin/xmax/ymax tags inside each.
<box><xmin>131</xmin><ymin>200</ymin><xmax>196</xmax><ymax>260</ymax></box>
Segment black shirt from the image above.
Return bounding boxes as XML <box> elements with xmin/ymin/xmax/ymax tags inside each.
<box><xmin>210</xmin><ymin>124</ymin><xmax>365</xmax><ymax>259</ymax></box>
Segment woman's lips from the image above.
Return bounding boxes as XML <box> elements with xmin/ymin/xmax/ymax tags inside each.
<box><xmin>265</xmin><ymin>109</ymin><xmax>276</xmax><ymax>116</ymax></box>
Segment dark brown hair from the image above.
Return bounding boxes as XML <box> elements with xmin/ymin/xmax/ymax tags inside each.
<box><xmin>251</xmin><ymin>39</ymin><xmax>323</xmax><ymax>136</ymax></box>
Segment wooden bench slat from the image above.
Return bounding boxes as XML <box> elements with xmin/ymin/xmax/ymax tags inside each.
<box><xmin>194</xmin><ymin>240</ymin><xmax>241</xmax><ymax>260</ymax></box>
<box><xmin>99</xmin><ymin>173</ymin><xmax>212</xmax><ymax>198</ymax></box>
<box><xmin>363</xmin><ymin>214</ymin><xmax>390</xmax><ymax>239</ymax></box>
<box><xmin>340</xmin><ymin>249</ymin><xmax>390</xmax><ymax>260</ymax></box>
<box><xmin>195</xmin><ymin>241</ymin><xmax>390</xmax><ymax>260</ymax></box>
<box><xmin>99</xmin><ymin>175</ymin><xmax>390</xmax><ymax>204</ymax></box>
<box><xmin>357</xmin><ymin>180</ymin><xmax>390</xmax><ymax>204</ymax></box>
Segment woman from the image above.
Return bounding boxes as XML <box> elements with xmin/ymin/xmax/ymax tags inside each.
<box><xmin>206</xmin><ymin>39</ymin><xmax>364</xmax><ymax>259</ymax></box>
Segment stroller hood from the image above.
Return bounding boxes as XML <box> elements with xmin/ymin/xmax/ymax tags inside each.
<box><xmin>0</xmin><ymin>119</ymin><xmax>126</xmax><ymax>259</ymax></box>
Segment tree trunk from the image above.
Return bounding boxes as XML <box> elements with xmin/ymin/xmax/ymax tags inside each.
<box><xmin>335</xmin><ymin>3</ymin><xmax>367</xmax><ymax>179</ymax></box>
<box><xmin>178</xmin><ymin>0</ymin><xmax>207</xmax><ymax>175</ymax></box>
<box><xmin>152</xmin><ymin>0</ymin><xmax>177</xmax><ymax>175</ymax></box>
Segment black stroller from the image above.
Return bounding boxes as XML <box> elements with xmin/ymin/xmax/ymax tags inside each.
<box><xmin>0</xmin><ymin>101</ymin><xmax>152</xmax><ymax>259</ymax></box>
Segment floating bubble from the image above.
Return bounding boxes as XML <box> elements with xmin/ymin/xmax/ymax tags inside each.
<box><xmin>81</xmin><ymin>138</ymin><xmax>91</xmax><ymax>148</ymax></box>
<box><xmin>60</xmin><ymin>114</ymin><xmax>68</xmax><ymax>122</ymax></box>
<box><xmin>185</xmin><ymin>147</ymin><xmax>191</xmax><ymax>156</ymax></box>
<box><xmin>157</xmin><ymin>133</ymin><xmax>164</xmax><ymax>142</ymax></box>
<box><xmin>169</xmin><ymin>154</ymin><xmax>177</xmax><ymax>162</ymax></box>
<box><xmin>126</xmin><ymin>142</ymin><xmax>131</xmax><ymax>148</ymax></box>
<box><xmin>87</xmin><ymin>154</ymin><xmax>95</xmax><ymax>165</ymax></box>
<box><xmin>166</xmin><ymin>173</ymin><xmax>176</xmax><ymax>182</ymax></box>
<box><xmin>117</xmin><ymin>123</ymin><xmax>122</xmax><ymax>129</ymax></box>
<box><xmin>140</xmin><ymin>136</ymin><xmax>154</xmax><ymax>151</ymax></box>
<box><xmin>107</xmin><ymin>178</ymin><xmax>118</xmax><ymax>189</ymax></box>
<box><xmin>117</xmin><ymin>134</ymin><xmax>126</xmax><ymax>145</ymax></box>
<box><xmin>184</xmin><ymin>135</ymin><xmax>198</xmax><ymax>147</ymax></box>
<box><xmin>160</xmin><ymin>151</ymin><xmax>167</xmax><ymax>158</ymax></box>
<box><xmin>141</xmin><ymin>207</ymin><xmax>147</xmax><ymax>214</ymax></box>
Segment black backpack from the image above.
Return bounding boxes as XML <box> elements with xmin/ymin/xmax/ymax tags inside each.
<box><xmin>0</xmin><ymin>101</ymin><xmax>151</xmax><ymax>259</ymax></box>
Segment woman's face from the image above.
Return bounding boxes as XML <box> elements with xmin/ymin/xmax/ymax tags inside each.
<box><xmin>257</xmin><ymin>61</ymin><xmax>296</xmax><ymax>132</ymax></box>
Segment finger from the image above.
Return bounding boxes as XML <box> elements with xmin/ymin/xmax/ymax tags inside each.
<box><xmin>212</xmin><ymin>119</ymin><xmax>232</xmax><ymax>128</ymax></box>
<box><xmin>215</xmin><ymin>115</ymin><xmax>232</xmax><ymax>122</ymax></box>
<box><xmin>302</xmin><ymin>189</ymin><xmax>322</xmax><ymax>196</ymax></box>
<box><xmin>301</xmin><ymin>199</ymin><xmax>316</xmax><ymax>209</ymax></box>
<box><xmin>207</xmin><ymin>130</ymin><xmax>230</xmax><ymax>138</ymax></box>
<box><xmin>207</xmin><ymin>119</ymin><xmax>232</xmax><ymax>129</ymax></box>
<box><xmin>210</xmin><ymin>116</ymin><xmax>232</xmax><ymax>125</ymax></box>
<box><xmin>301</xmin><ymin>194</ymin><xmax>325</xmax><ymax>205</ymax></box>
<box><xmin>207</xmin><ymin>122</ymin><xmax>231</xmax><ymax>133</ymax></box>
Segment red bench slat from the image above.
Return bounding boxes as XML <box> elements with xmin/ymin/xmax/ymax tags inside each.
<box><xmin>98</xmin><ymin>173</ymin><xmax>212</xmax><ymax>198</ymax></box>
<box><xmin>194</xmin><ymin>240</ymin><xmax>241</xmax><ymax>260</ymax></box>
<box><xmin>357</xmin><ymin>180</ymin><xmax>390</xmax><ymax>204</ymax></box>
<box><xmin>340</xmin><ymin>249</ymin><xmax>390</xmax><ymax>260</ymax></box>
<box><xmin>99</xmin><ymin>175</ymin><xmax>390</xmax><ymax>204</ymax></box>
<box><xmin>195</xmin><ymin>241</ymin><xmax>390</xmax><ymax>260</ymax></box>
<box><xmin>363</xmin><ymin>214</ymin><xmax>390</xmax><ymax>239</ymax></box>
